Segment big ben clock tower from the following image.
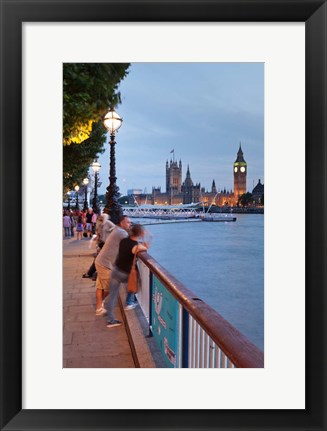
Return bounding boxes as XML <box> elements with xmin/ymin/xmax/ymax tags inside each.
<box><xmin>233</xmin><ymin>143</ymin><xmax>247</xmax><ymax>198</ymax></box>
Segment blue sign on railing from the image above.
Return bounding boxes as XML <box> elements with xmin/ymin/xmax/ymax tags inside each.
<box><xmin>151</xmin><ymin>276</ymin><xmax>179</xmax><ymax>368</ymax></box>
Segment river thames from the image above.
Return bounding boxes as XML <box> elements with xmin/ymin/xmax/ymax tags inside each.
<box><xmin>139</xmin><ymin>214</ymin><xmax>264</xmax><ymax>351</ymax></box>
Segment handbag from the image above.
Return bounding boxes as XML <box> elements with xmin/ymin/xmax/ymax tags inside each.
<box><xmin>127</xmin><ymin>246</ymin><xmax>139</xmax><ymax>293</ymax></box>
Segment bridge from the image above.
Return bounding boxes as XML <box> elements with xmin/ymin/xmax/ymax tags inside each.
<box><xmin>122</xmin><ymin>203</ymin><xmax>201</xmax><ymax>219</ymax></box>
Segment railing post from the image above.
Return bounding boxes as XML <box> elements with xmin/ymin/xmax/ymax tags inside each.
<box><xmin>148</xmin><ymin>271</ymin><xmax>153</xmax><ymax>337</ymax></box>
<box><xmin>182</xmin><ymin>308</ymin><xmax>189</xmax><ymax>368</ymax></box>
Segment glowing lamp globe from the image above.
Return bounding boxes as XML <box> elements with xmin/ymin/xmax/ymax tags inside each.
<box><xmin>91</xmin><ymin>160</ymin><xmax>101</xmax><ymax>173</ymax></box>
<box><xmin>103</xmin><ymin>109</ymin><xmax>122</xmax><ymax>134</ymax></box>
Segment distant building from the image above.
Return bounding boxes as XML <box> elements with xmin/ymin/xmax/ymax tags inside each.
<box><xmin>166</xmin><ymin>159</ymin><xmax>182</xmax><ymax>196</ymax></box>
<box><xmin>181</xmin><ymin>165</ymin><xmax>201</xmax><ymax>204</ymax></box>
<box><xmin>233</xmin><ymin>144</ymin><xmax>247</xmax><ymax>199</ymax></box>
<box><xmin>126</xmin><ymin>188</ymin><xmax>153</xmax><ymax>206</ymax></box>
<box><xmin>127</xmin><ymin>189</ymin><xmax>143</xmax><ymax>196</ymax></box>
<box><xmin>252</xmin><ymin>179</ymin><xmax>264</xmax><ymax>205</ymax></box>
<box><xmin>151</xmin><ymin>159</ymin><xmax>184</xmax><ymax>205</ymax></box>
<box><xmin>150</xmin><ymin>144</ymin><xmax>259</xmax><ymax>207</ymax></box>
<box><xmin>123</xmin><ymin>145</ymin><xmax>262</xmax><ymax>208</ymax></box>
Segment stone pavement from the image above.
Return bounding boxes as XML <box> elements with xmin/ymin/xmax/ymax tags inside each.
<box><xmin>63</xmin><ymin>235</ymin><xmax>164</xmax><ymax>368</ymax></box>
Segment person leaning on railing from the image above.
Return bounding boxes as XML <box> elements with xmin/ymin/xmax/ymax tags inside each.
<box><xmin>93</xmin><ymin>216</ymin><xmax>131</xmax><ymax>316</ymax></box>
<box><xmin>105</xmin><ymin>224</ymin><xmax>148</xmax><ymax>328</ymax></box>
<box><xmin>125</xmin><ymin>226</ymin><xmax>152</xmax><ymax>309</ymax></box>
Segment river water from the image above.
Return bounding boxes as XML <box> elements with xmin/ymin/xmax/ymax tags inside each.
<box><xmin>137</xmin><ymin>214</ymin><xmax>264</xmax><ymax>351</ymax></box>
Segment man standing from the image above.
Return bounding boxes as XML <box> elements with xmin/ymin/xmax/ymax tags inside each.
<box><xmin>94</xmin><ymin>215</ymin><xmax>131</xmax><ymax>315</ymax></box>
<box><xmin>63</xmin><ymin>211</ymin><xmax>71</xmax><ymax>238</ymax></box>
<box><xmin>85</xmin><ymin>208</ymin><xmax>94</xmax><ymax>238</ymax></box>
<box><xmin>91</xmin><ymin>210</ymin><xmax>97</xmax><ymax>235</ymax></box>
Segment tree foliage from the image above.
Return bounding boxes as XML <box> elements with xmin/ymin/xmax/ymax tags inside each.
<box><xmin>63</xmin><ymin>63</ymin><xmax>130</xmax><ymax>191</ymax></box>
<box><xmin>63</xmin><ymin>121</ymin><xmax>106</xmax><ymax>191</ymax></box>
<box><xmin>238</xmin><ymin>192</ymin><xmax>253</xmax><ymax>207</ymax></box>
<box><xmin>118</xmin><ymin>195</ymin><xmax>129</xmax><ymax>204</ymax></box>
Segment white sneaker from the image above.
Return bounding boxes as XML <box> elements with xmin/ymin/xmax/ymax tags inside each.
<box><xmin>95</xmin><ymin>307</ymin><xmax>107</xmax><ymax>316</ymax></box>
<box><xmin>124</xmin><ymin>303</ymin><xmax>137</xmax><ymax>311</ymax></box>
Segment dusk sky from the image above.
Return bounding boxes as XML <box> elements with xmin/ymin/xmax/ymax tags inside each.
<box><xmin>95</xmin><ymin>62</ymin><xmax>264</xmax><ymax>196</ymax></box>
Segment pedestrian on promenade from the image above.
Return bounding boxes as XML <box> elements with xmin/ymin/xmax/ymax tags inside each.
<box><xmin>63</xmin><ymin>211</ymin><xmax>71</xmax><ymax>238</ymax></box>
<box><xmin>94</xmin><ymin>215</ymin><xmax>131</xmax><ymax>316</ymax></box>
<box><xmin>95</xmin><ymin>214</ymin><xmax>104</xmax><ymax>243</ymax></box>
<box><xmin>106</xmin><ymin>224</ymin><xmax>148</xmax><ymax>328</ymax></box>
<box><xmin>96</xmin><ymin>213</ymin><xmax>115</xmax><ymax>247</ymax></box>
<box><xmin>82</xmin><ymin>213</ymin><xmax>115</xmax><ymax>280</ymax></box>
<box><xmin>81</xmin><ymin>209</ymin><xmax>86</xmax><ymax>226</ymax></box>
<box><xmin>69</xmin><ymin>211</ymin><xmax>76</xmax><ymax>237</ymax></box>
<box><xmin>85</xmin><ymin>208</ymin><xmax>94</xmax><ymax>238</ymax></box>
<box><xmin>76</xmin><ymin>215</ymin><xmax>84</xmax><ymax>240</ymax></box>
<box><xmin>91</xmin><ymin>210</ymin><xmax>97</xmax><ymax>235</ymax></box>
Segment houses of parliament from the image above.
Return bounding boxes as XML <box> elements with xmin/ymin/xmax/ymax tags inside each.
<box><xmin>129</xmin><ymin>145</ymin><xmax>264</xmax><ymax>207</ymax></box>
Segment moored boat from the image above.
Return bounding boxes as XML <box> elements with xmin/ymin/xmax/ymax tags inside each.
<box><xmin>199</xmin><ymin>214</ymin><xmax>237</xmax><ymax>222</ymax></box>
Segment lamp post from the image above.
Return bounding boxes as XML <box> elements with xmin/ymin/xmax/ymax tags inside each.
<box><xmin>103</xmin><ymin>108</ymin><xmax>123</xmax><ymax>224</ymax></box>
<box><xmin>83</xmin><ymin>177</ymin><xmax>89</xmax><ymax>211</ymax></box>
<box><xmin>67</xmin><ymin>191</ymin><xmax>71</xmax><ymax>210</ymax></box>
<box><xmin>91</xmin><ymin>160</ymin><xmax>101</xmax><ymax>215</ymax></box>
<box><xmin>74</xmin><ymin>185</ymin><xmax>80</xmax><ymax>210</ymax></box>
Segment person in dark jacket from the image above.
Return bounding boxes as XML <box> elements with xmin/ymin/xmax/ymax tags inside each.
<box><xmin>105</xmin><ymin>224</ymin><xmax>148</xmax><ymax>328</ymax></box>
<box><xmin>85</xmin><ymin>208</ymin><xmax>93</xmax><ymax>238</ymax></box>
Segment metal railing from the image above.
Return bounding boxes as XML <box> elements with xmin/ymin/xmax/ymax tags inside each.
<box><xmin>136</xmin><ymin>252</ymin><xmax>264</xmax><ymax>368</ymax></box>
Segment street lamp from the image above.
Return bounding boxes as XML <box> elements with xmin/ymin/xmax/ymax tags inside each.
<box><xmin>66</xmin><ymin>191</ymin><xmax>71</xmax><ymax>210</ymax></box>
<box><xmin>103</xmin><ymin>108</ymin><xmax>123</xmax><ymax>224</ymax></box>
<box><xmin>91</xmin><ymin>160</ymin><xmax>101</xmax><ymax>215</ymax></box>
<box><xmin>83</xmin><ymin>177</ymin><xmax>89</xmax><ymax>211</ymax></box>
<box><xmin>74</xmin><ymin>185</ymin><xmax>80</xmax><ymax>210</ymax></box>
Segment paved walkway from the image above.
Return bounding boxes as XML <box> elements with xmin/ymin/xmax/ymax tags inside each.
<box><xmin>63</xmin><ymin>236</ymin><xmax>161</xmax><ymax>368</ymax></box>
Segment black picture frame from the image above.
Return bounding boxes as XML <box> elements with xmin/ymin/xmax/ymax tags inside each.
<box><xmin>1</xmin><ymin>1</ymin><xmax>326</xmax><ymax>430</ymax></box>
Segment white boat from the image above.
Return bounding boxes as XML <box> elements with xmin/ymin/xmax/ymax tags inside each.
<box><xmin>199</xmin><ymin>214</ymin><xmax>237</xmax><ymax>222</ymax></box>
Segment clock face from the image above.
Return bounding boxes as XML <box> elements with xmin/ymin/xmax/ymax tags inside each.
<box><xmin>240</xmin><ymin>166</ymin><xmax>246</xmax><ymax>173</ymax></box>
<box><xmin>234</xmin><ymin>167</ymin><xmax>238</xmax><ymax>173</ymax></box>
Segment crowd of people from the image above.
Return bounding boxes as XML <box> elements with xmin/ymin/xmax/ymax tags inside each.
<box><xmin>64</xmin><ymin>208</ymin><xmax>152</xmax><ymax>329</ymax></box>
<box><xmin>63</xmin><ymin>207</ymin><xmax>98</xmax><ymax>239</ymax></box>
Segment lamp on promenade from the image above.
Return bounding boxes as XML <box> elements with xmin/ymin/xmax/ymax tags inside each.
<box><xmin>103</xmin><ymin>107</ymin><xmax>123</xmax><ymax>224</ymax></box>
<box><xmin>83</xmin><ymin>177</ymin><xmax>89</xmax><ymax>211</ymax></box>
<box><xmin>66</xmin><ymin>191</ymin><xmax>71</xmax><ymax>210</ymax></box>
<box><xmin>91</xmin><ymin>160</ymin><xmax>101</xmax><ymax>215</ymax></box>
<box><xmin>74</xmin><ymin>185</ymin><xmax>80</xmax><ymax>210</ymax></box>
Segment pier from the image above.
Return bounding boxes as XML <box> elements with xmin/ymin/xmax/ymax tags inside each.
<box><xmin>122</xmin><ymin>204</ymin><xmax>199</xmax><ymax>219</ymax></box>
<box><xmin>122</xmin><ymin>204</ymin><xmax>237</xmax><ymax>223</ymax></box>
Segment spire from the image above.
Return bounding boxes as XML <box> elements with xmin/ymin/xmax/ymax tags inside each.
<box><xmin>235</xmin><ymin>142</ymin><xmax>246</xmax><ymax>163</ymax></box>
<box><xmin>183</xmin><ymin>164</ymin><xmax>193</xmax><ymax>187</ymax></box>
<box><xmin>237</xmin><ymin>142</ymin><xmax>243</xmax><ymax>158</ymax></box>
<box><xmin>212</xmin><ymin>179</ymin><xmax>217</xmax><ymax>194</ymax></box>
